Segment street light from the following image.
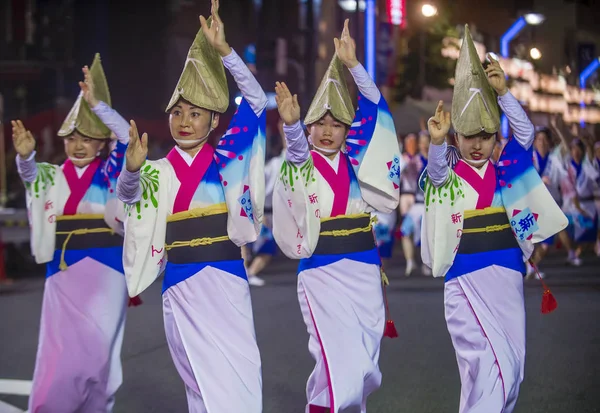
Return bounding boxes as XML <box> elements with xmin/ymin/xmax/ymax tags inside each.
<box><xmin>524</xmin><ymin>13</ymin><xmax>545</xmax><ymax>26</ymax></box>
<box><xmin>339</xmin><ymin>0</ymin><xmax>366</xmax><ymax>12</ymax></box>
<box><xmin>500</xmin><ymin>14</ymin><xmax>545</xmax><ymax>138</ymax></box>
<box><xmin>421</xmin><ymin>3</ymin><xmax>437</xmax><ymax>17</ymax></box>
<box><xmin>530</xmin><ymin>47</ymin><xmax>542</xmax><ymax>60</ymax></box>
<box><xmin>418</xmin><ymin>3</ymin><xmax>437</xmax><ymax>98</ymax></box>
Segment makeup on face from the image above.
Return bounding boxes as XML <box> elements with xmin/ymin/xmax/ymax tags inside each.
<box><xmin>456</xmin><ymin>131</ymin><xmax>496</xmax><ymax>168</ymax></box>
<box><xmin>309</xmin><ymin>112</ymin><xmax>348</xmax><ymax>158</ymax></box>
<box><xmin>169</xmin><ymin>100</ymin><xmax>217</xmax><ymax>150</ymax></box>
<box><xmin>63</xmin><ymin>131</ymin><xmax>105</xmax><ymax>167</ymax></box>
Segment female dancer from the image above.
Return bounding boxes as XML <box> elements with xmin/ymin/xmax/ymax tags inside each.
<box><xmin>116</xmin><ymin>2</ymin><xmax>267</xmax><ymax>411</ymax></box>
<box><xmin>13</xmin><ymin>54</ymin><xmax>130</xmax><ymax>412</ymax></box>
<box><xmin>422</xmin><ymin>26</ymin><xmax>567</xmax><ymax>413</ymax></box>
<box><xmin>272</xmin><ymin>19</ymin><xmax>400</xmax><ymax>412</ymax></box>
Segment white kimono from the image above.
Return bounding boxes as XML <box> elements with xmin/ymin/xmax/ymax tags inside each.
<box><xmin>532</xmin><ymin>148</ymin><xmax>570</xmax><ymax>244</ymax></box>
<box><xmin>251</xmin><ymin>150</ymin><xmax>285</xmax><ymax>255</ymax></box>
<box><xmin>562</xmin><ymin>155</ymin><xmax>599</xmax><ymax>242</ymax></box>
<box><xmin>17</xmin><ymin>102</ymin><xmax>129</xmax><ymax>413</ymax></box>
<box><xmin>272</xmin><ymin>63</ymin><xmax>400</xmax><ymax>413</ymax></box>
<box><xmin>421</xmin><ymin>91</ymin><xmax>568</xmax><ymax>413</ymax></box>
<box><xmin>117</xmin><ymin>49</ymin><xmax>266</xmax><ymax>413</ymax></box>
<box><xmin>591</xmin><ymin>155</ymin><xmax>600</xmax><ymax>217</ymax></box>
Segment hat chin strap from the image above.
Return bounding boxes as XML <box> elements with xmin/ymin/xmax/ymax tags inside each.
<box><xmin>309</xmin><ymin>135</ymin><xmax>340</xmax><ymax>155</ymax></box>
<box><xmin>68</xmin><ymin>156</ymin><xmax>96</xmax><ymax>163</ymax></box>
<box><xmin>312</xmin><ymin>144</ymin><xmax>339</xmax><ymax>155</ymax></box>
<box><xmin>173</xmin><ymin>136</ymin><xmax>209</xmax><ymax>147</ymax></box>
<box><xmin>465</xmin><ymin>157</ymin><xmax>489</xmax><ymax>166</ymax></box>
<box><xmin>173</xmin><ymin>114</ymin><xmax>214</xmax><ymax>148</ymax></box>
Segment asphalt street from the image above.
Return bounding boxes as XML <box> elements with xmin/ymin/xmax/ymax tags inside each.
<box><xmin>1</xmin><ymin>252</ymin><xmax>599</xmax><ymax>413</ymax></box>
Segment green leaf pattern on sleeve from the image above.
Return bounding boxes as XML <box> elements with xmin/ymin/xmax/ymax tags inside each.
<box><xmin>28</xmin><ymin>163</ymin><xmax>57</xmax><ymax>198</ymax></box>
<box><xmin>279</xmin><ymin>159</ymin><xmax>316</xmax><ymax>192</ymax></box>
<box><xmin>128</xmin><ymin>162</ymin><xmax>160</xmax><ymax>220</ymax></box>
<box><xmin>424</xmin><ymin>170</ymin><xmax>465</xmax><ymax>211</ymax></box>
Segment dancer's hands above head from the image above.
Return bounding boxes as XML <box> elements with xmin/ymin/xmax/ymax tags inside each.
<box><xmin>427</xmin><ymin>101</ymin><xmax>451</xmax><ymax>146</ymax></box>
<box><xmin>485</xmin><ymin>54</ymin><xmax>508</xmax><ymax>96</ymax></box>
<box><xmin>11</xmin><ymin>120</ymin><xmax>36</xmax><ymax>159</ymax></box>
<box><xmin>335</xmin><ymin>19</ymin><xmax>359</xmax><ymax>69</ymax></box>
<box><xmin>275</xmin><ymin>82</ymin><xmax>301</xmax><ymax>126</ymax></box>
<box><xmin>125</xmin><ymin>120</ymin><xmax>148</xmax><ymax>173</ymax></box>
<box><xmin>79</xmin><ymin>66</ymin><xmax>99</xmax><ymax>108</ymax></box>
<box><xmin>199</xmin><ymin>0</ymin><xmax>232</xmax><ymax>57</ymax></box>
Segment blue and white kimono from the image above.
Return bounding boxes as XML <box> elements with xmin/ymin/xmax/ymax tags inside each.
<box><xmin>17</xmin><ymin>102</ymin><xmax>129</xmax><ymax>413</ymax></box>
<box><xmin>117</xmin><ymin>49</ymin><xmax>267</xmax><ymax>413</ymax></box>
<box><xmin>273</xmin><ymin>63</ymin><xmax>400</xmax><ymax>413</ymax></box>
<box><xmin>421</xmin><ymin>91</ymin><xmax>568</xmax><ymax>413</ymax></box>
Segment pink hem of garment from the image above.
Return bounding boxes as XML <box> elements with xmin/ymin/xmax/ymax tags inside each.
<box><xmin>303</xmin><ymin>286</ymin><xmax>335</xmax><ymax>413</ymax></box>
<box><xmin>457</xmin><ymin>279</ymin><xmax>508</xmax><ymax>410</ymax></box>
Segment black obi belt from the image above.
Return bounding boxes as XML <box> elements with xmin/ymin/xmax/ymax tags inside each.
<box><xmin>55</xmin><ymin>214</ymin><xmax>121</xmax><ymax>251</ymax></box>
<box><xmin>165</xmin><ymin>209</ymin><xmax>240</xmax><ymax>264</ymax></box>
<box><xmin>458</xmin><ymin>207</ymin><xmax>520</xmax><ymax>255</ymax></box>
<box><xmin>314</xmin><ymin>214</ymin><xmax>376</xmax><ymax>255</ymax></box>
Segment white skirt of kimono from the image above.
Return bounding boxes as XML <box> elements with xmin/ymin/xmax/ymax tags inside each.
<box><xmin>162</xmin><ymin>266</ymin><xmax>262</xmax><ymax>413</ymax></box>
<box><xmin>444</xmin><ymin>266</ymin><xmax>526</xmax><ymax>413</ymax></box>
<box><xmin>29</xmin><ymin>257</ymin><xmax>128</xmax><ymax>413</ymax></box>
<box><xmin>298</xmin><ymin>258</ymin><xmax>385</xmax><ymax>412</ymax></box>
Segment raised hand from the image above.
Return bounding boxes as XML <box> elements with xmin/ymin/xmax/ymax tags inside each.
<box><xmin>78</xmin><ymin>65</ymin><xmax>99</xmax><ymax>108</ymax></box>
<box><xmin>274</xmin><ymin>82</ymin><xmax>301</xmax><ymax>126</ymax></box>
<box><xmin>334</xmin><ymin>19</ymin><xmax>359</xmax><ymax>68</ymax></box>
<box><xmin>125</xmin><ymin>120</ymin><xmax>148</xmax><ymax>172</ymax></box>
<box><xmin>549</xmin><ymin>114</ymin><xmax>558</xmax><ymax>130</ymax></box>
<box><xmin>419</xmin><ymin>116</ymin><xmax>427</xmax><ymax>132</ymax></box>
<box><xmin>427</xmin><ymin>101</ymin><xmax>451</xmax><ymax>146</ymax></box>
<box><xmin>199</xmin><ymin>0</ymin><xmax>232</xmax><ymax>57</ymax></box>
<box><xmin>485</xmin><ymin>54</ymin><xmax>508</xmax><ymax>96</ymax></box>
<box><xmin>11</xmin><ymin>120</ymin><xmax>36</xmax><ymax>159</ymax></box>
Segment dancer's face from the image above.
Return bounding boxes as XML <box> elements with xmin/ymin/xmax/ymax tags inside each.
<box><xmin>534</xmin><ymin>131</ymin><xmax>551</xmax><ymax>155</ymax></box>
<box><xmin>169</xmin><ymin>99</ymin><xmax>219</xmax><ymax>149</ymax></box>
<box><xmin>309</xmin><ymin>113</ymin><xmax>348</xmax><ymax>157</ymax></box>
<box><xmin>63</xmin><ymin>131</ymin><xmax>105</xmax><ymax>168</ymax></box>
<box><xmin>404</xmin><ymin>134</ymin><xmax>417</xmax><ymax>156</ymax></box>
<box><xmin>571</xmin><ymin>145</ymin><xmax>584</xmax><ymax>164</ymax></box>
<box><xmin>456</xmin><ymin>132</ymin><xmax>496</xmax><ymax>168</ymax></box>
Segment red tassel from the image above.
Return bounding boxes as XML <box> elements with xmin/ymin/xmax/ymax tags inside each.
<box><xmin>128</xmin><ymin>295</ymin><xmax>143</xmax><ymax>307</ymax></box>
<box><xmin>371</xmin><ymin>225</ymin><xmax>399</xmax><ymax>339</ymax></box>
<box><xmin>529</xmin><ymin>260</ymin><xmax>557</xmax><ymax>314</ymax></box>
<box><xmin>541</xmin><ymin>289</ymin><xmax>557</xmax><ymax>314</ymax></box>
<box><xmin>384</xmin><ymin>320</ymin><xmax>399</xmax><ymax>338</ymax></box>
<box><xmin>394</xmin><ymin>227</ymin><xmax>403</xmax><ymax>240</ymax></box>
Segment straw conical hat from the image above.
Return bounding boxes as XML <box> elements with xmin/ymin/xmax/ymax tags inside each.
<box><xmin>166</xmin><ymin>17</ymin><xmax>229</xmax><ymax>113</ymax></box>
<box><xmin>58</xmin><ymin>53</ymin><xmax>112</xmax><ymax>139</ymax></box>
<box><xmin>451</xmin><ymin>25</ymin><xmax>500</xmax><ymax>136</ymax></box>
<box><xmin>304</xmin><ymin>54</ymin><xmax>354</xmax><ymax>126</ymax></box>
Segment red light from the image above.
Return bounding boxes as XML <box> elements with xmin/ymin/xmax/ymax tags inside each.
<box><xmin>387</xmin><ymin>0</ymin><xmax>406</xmax><ymax>27</ymax></box>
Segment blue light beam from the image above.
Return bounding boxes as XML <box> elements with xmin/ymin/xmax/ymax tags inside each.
<box><xmin>365</xmin><ymin>0</ymin><xmax>376</xmax><ymax>82</ymax></box>
<box><xmin>500</xmin><ymin>17</ymin><xmax>527</xmax><ymax>138</ymax></box>
<box><xmin>500</xmin><ymin>17</ymin><xmax>527</xmax><ymax>59</ymax></box>
<box><xmin>580</xmin><ymin>57</ymin><xmax>600</xmax><ymax>88</ymax></box>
